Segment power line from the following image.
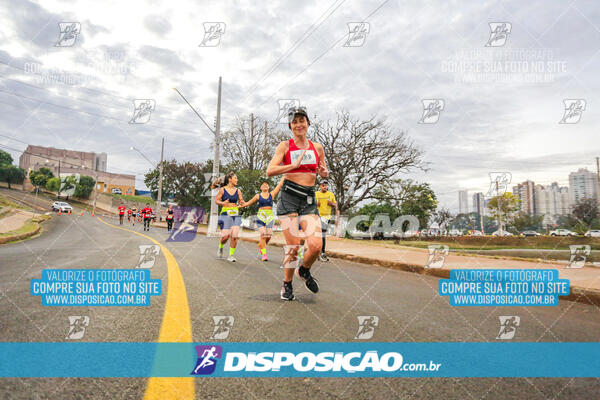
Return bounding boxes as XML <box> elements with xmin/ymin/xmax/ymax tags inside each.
<box><xmin>0</xmin><ymin>62</ymin><xmax>199</xmax><ymax>126</ymax></box>
<box><xmin>258</xmin><ymin>0</ymin><xmax>391</xmax><ymax>107</ymax></box>
<box><xmin>0</xmin><ymin>86</ymin><xmax>204</xmax><ymax>137</ymax></box>
<box><xmin>244</xmin><ymin>0</ymin><xmax>347</xmax><ymax>98</ymax></box>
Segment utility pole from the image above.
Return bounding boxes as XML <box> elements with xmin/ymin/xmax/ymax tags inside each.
<box><xmin>596</xmin><ymin>157</ymin><xmax>600</xmax><ymax>205</ymax></box>
<box><xmin>172</xmin><ymin>78</ymin><xmax>222</xmax><ymax>234</ymax></box>
<box><xmin>208</xmin><ymin>77</ymin><xmax>222</xmax><ymax>234</ymax></box>
<box><xmin>479</xmin><ymin>195</ymin><xmax>484</xmax><ymax>233</ymax></box>
<box><xmin>92</xmin><ymin>169</ymin><xmax>99</xmax><ymax>216</ymax></box>
<box><xmin>496</xmin><ymin>181</ymin><xmax>502</xmax><ymax>234</ymax></box>
<box><xmin>157</xmin><ymin>137</ymin><xmax>164</xmax><ymax>218</ymax></box>
<box><xmin>250</xmin><ymin>113</ymin><xmax>255</xmax><ymax>170</ymax></box>
<box><xmin>57</xmin><ymin>160</ymin><xmax>61</xmax><ymax>199</ymax></box>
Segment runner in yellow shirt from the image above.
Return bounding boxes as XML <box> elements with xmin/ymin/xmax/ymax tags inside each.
<box><xmin>315</xmin><ymin>180</ymin><xmax>337</xmax><ymax>261</ymax></box>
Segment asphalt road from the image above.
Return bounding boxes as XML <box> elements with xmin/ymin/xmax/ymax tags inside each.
<box><xmin>1</xmin><ymin>189</ymin><xmax>600</xmax><ymax>399</ymax></box>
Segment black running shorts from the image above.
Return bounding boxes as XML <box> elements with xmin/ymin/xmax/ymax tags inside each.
<box><xmin>277</xmin><ymin>183</ymin><xmax>318</xmax><ymax>216</ymax></box>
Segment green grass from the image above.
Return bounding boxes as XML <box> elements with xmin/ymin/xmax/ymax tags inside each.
<box><xmin>0</xmin><ymin>207</ymin><xmax>12</xmax><ymax>218</ymax></box>
<box><xmin>362</xmin><ymin>237</ymin><xmax>600</xmax><ymax>251</ymax></box>
<box><xmin>0</xmin><ymin>194</ymin><xmax>31</xmax><ymax>210</ymax></box>
<box><xmin>0</xmin><ymin>214</ymin><xmax>50</xmax><ymax>239</ymax></box>
<box><xmin>110</xmin><ymin>194</ymin><xmax>156</xmax><ymax>205</ymax></box>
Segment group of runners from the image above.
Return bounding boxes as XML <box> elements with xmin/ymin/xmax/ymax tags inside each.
<box><xmin>117</xmin><ymin>202</ymin><xmax>155</xmax><ymax>231</ymax></box>
<box><xmin>112</xmin><ymin>106</ymin><xmax>335</xmax><ymax>301</ymax></box>
<box><xmin>213</xmin><ymin>106</ymin><xmax>337</xmax><ymax>301</ymax></box>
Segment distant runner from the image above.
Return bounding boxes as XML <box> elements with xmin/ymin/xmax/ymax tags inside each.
<box><xmin>315</xmin><ymin>180</ymin><xmax>337</xmax><ymax>261</ymax></box>
<box><xmin>117</xmin><ymin>202</ymin><xmax>126</xmax><ymax>225</ymax></box>
<box><xmin>140</xmin><ymin>203</ymin><xmax>153</xmax><ymax>232</ymax></box>
<box><xmin>215</xmin><ymin>172</ymin><xmax>245</xmax><ymax>262</ymax></box>
<box><xmin>242</xmin><ymin>177</ymin><xmax>286</xmax><ymax>261</ymax></box>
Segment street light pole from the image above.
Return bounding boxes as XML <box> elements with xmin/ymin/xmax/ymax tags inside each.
<box><xmin>157</xmin><ymin>138</ymin><xmax>164</xmax><ymax>217</ymax></box>
<box><xmin>57</xmin><ymin>160</ymin><xmax>61</xmax><ymax>199</ymax></box>
<box><xmin>209</xmin><ymin>77</ymin><xmax>222</xmax><ymax>234</ymax></box>
<box><xmin>173</xmin><ymin>78</ymin><xmax>222</xmax><ymax>234</ymax></box>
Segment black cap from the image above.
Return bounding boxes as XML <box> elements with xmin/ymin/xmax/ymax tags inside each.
<box><xmin>287</xmin><ymin>106</ymin><xmax>309</xmax><ymax>124</ymax></box>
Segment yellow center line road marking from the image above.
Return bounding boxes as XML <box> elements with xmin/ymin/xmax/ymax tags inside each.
<box><xmin>97</xmin><ymin>217</ymin><xmax>194</xmax><ymax>400</ymax></box>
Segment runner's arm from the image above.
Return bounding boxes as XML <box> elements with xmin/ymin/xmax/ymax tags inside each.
<box><xmin>215</xmin><ymin>188</ymin><xmax>227</xmax><ymax>206</ymax></box>
<box><xmin>238</xmin><ymin>190</ymin><xmax>245</xmax><ymax>207</ymax></box>
<box><xmin>266</xmin><ymin>142</ymin><xmax>305</xmax><ymax>176</ymax></box>
<box><xmin>242</xmin><ymin>194</ymin><xmax>259</xmax><ymax>208</ymax></box>
<box><xmin>270</xmin><ymin>176</ymin><xmax>286</xmax><ymax>197</ymax></box>
<box><xmin>315</xmin><ymin>143</ymin><xmax>328</xmax><ymax>178</ymax></box>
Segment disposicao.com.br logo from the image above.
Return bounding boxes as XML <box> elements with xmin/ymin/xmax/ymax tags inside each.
<box><xmin>190</xmin><ymin>345</ymin><xmax>441</xmax><ymax>376</ymax></box>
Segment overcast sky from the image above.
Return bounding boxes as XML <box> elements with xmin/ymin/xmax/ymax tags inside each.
<box><xmin>0</xmin><ymin>0</ymin><xmax>599</xmax><ymax>211</ymax></box>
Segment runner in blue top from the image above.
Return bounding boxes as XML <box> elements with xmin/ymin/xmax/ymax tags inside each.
<box><xmin>242</xmin><ymin>177</ymin><xmax>286</xmax><ymax>261</ymax></box>
<box><xmin>215</xmin><ymin>172</ymin><xmax>246</xmax><ymax>262</ymax></box>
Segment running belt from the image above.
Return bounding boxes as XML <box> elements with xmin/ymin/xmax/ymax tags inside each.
<box><xmin>282</xmin><ymin>179</ymin><xmax>315</xmax><ymax>198</ymax></box>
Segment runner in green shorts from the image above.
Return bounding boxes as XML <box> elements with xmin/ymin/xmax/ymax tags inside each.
<box><xmin>215</xmin><ymin>172</ymin><xmax>246</xmax><ymax>262</ymax></box>
<box><xmin>242</xmin><ymin>177</ymin><xmax>286</xmax><ymax>261</ymax></box>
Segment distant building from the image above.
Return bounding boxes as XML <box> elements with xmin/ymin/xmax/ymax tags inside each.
<box><xmin>569</xmin><ymin>168</ymin><xmax>598</xmax><ymax>207</ymax></box>
<box><xmin>458</xmin><ymin>190</ymin><xmax>469</xmax><ymax>214</ymax></box>
<box><xmin>19</xmin><ymin>145</ymin><xmax>134</xmax><ymax>195</ymax></box>
<box><xmin>512</xmin><ymin>180</ymin><xmax>536</xmax><ymax>215</ymax></box>
<box><xmin>472</xmin><ymin>192</ymin><xmax>485</xmax><ymax>216</ymax></box>
<box><xmin>534</xmin><ymin>182</ymin><xmax>569</xmax><ymax>225</ymax></box>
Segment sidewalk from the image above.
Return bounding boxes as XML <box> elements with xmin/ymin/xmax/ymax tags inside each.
<box><xmin>0</xmin><ymin>209</ymin><xmax>36</xmax><ymax>233</ymax></box>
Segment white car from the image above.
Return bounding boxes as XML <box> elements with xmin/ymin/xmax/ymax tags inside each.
<box><xmin>392</xmin><ymin>229</ymin><xmax>418</xmax><ymax>239</ymax></box>
<box><xmin>492</xmin><ymin>230</ymin><xmax>513</xmax><ymax>237</ymax></box>
<box><xmin>585</xmin><ymin>230</ymin><xmax>600</xmax><ymax>238</ymax></box>
<box><xmin>51</xmin><ymin>201</ymin><xmax>72</xmax><ymax>212</ymax></box>
<box><xmin>550</xmin><ymin>228</ymin><xmax>577</xmax><ymax>237</ymax></box>
<box><xmin>111</xmin><ymin>188</ymin><xmax>122</xmax><ymax>194</ymax></box>
<box><xmin>448</xmin><ymin>229</ymin><xmax>462</xmax><ymax>237</ymax></box>
<box><xmin>468</xmin><ymin>230</ymin><xmax>483</xmax><ymax>236</ymax></box>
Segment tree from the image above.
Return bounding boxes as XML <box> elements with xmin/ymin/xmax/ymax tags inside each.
<box><xmin>46</xmin><ymin>177</ymin><xmax>60</xmax><ymax>192</ymax></box>
<box><xmin>29</xmin><ymin>167</ymin><xmax>54</xmax><ymax>192</ymax></box>
<box><xmin>312</xmin><ymin>110</ymin><xmax>424</xmax><ymax>213</ymax></box>
<box><xmin>74</xmin><ymin>175</ymin><xmax>95</xmax><ymax>199</ymax></box>
<box><xmin>571</xmin><ymin>198</ymin><xmax>599</xmax><ymax>229</ymax></box>
<box><xmin>375</xmin><ymin>180</ymin><xmax>437</xmax><ymax>229</ymax></box>
<box><xmin>221</xmin><ymin>115</ymin><xmax>281</xmax><ymax>171</ymax></box>
<box><xmin>487</xmin><ymin>192</ymin><xmax>521</xmax><ymax>230</ymax></box>
<box><xmin>145</xmin><ymin>159</ymin><xmax>213</xmax><ymax>207</ymax></box>
<box><xmin>0</xmin><ymin>150</ymin><xmax>13</xmax><ymax>166</ymax></box>
<box><xmin>357</xmin><ymin>201</ymin><xmax>402</xmax><ymax>231</ymax></box>
<box><xmin>510</xmin><ymin>212</ymin><xmax>544</xmax><ymax>232</ymax></box>
<box><xmin>0</xmin><ymin>165</ymin><xmax>26</xmax><ymax>189</ymax></box>
<box><xmin>450</xmin><ymin>213</ymin><xmax>478</xmax><ymax>231</ymax></box>
<box><xmin>434</xmin><ymin>207</ymin><xmax>454</xmax><ymax>230</ymax></box>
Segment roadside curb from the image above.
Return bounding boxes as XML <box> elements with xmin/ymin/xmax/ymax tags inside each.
<box><xmin>0</xmin><ymin>224</ymin><xmax>41</xmax><ymax>244</ymax></box>
<box><xmin>197</xmin><ymin>229</ymin><xmax>600</xmax><ymax>307</ymax></box>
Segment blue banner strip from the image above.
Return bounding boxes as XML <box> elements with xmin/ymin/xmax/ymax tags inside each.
<box><xmin>1</xmin><ymin>342</ymin><xmax>599</xmax><ymax>377</ymax></box>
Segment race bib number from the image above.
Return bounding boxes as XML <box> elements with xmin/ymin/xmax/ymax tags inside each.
<box><xmin>290</xmin><ymin>149</ymin><xmax>317</xmax><ymax>165</ymax></box>
<box><xmin>226</xmin><ymin>208</ymin><xmax>239</xmax><ymax>216</ymax></box>
<box><xmin>166</xmin><ymin>215</ymin><xmax>173</xmax><ymax>220</ymax></box>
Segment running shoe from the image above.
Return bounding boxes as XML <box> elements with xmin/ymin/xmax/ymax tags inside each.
<box><xmin>280</xmin><ymin>282</ymin><xmax>294</xmax><ymax>301</ymax></box>
<box><xmin>227</xmin><ymin>255</ymin><xmax>237</xmax><ymax>262</ymax></box>
<box><xmin>319</xmin><ymin>253</ymin><xmax>330</xmax><ymax>262</ymax></box>
<box><xmin>217</xmin><ymin>247</ymin><xmax>224</xmax><ymax>258</ymax></box>
<box><xmin>296</xmin><ymin>266</ymin><xmax>319</xmax><ymax>293</ymax></box>
<box><xmin>261</xmin><ymin>254</ymin><xmax>268</xmax><ymax>261</ymax></box>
